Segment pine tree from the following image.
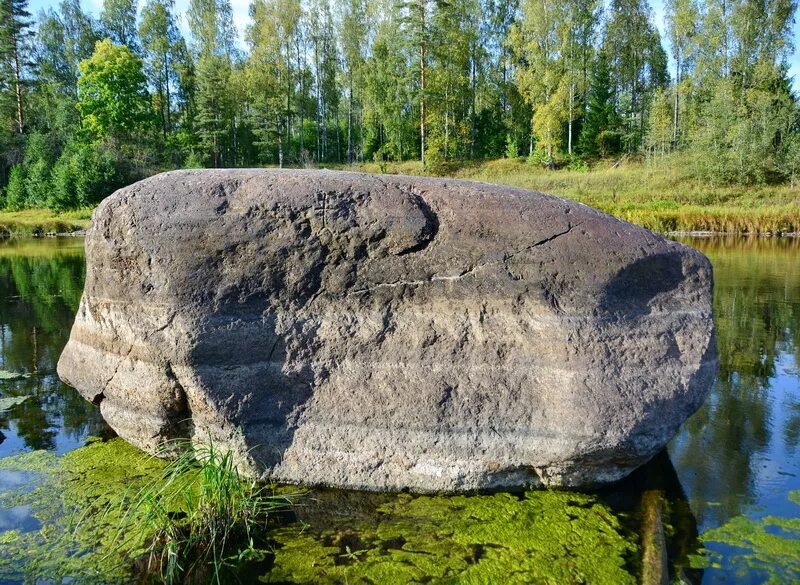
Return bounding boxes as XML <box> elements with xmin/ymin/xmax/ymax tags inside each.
<box><xmin>187</xmin><ymin>0</ymin><xmax>237</xmax><ymax>166</ymax></box>
<box><xmin>0</xmin><ymin>0</ymin><xmax>34</xmax><ymax>133</ymax></box>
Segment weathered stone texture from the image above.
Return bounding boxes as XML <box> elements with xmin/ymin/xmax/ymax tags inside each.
<box><xmin>58</xmin><ymin>169</ymin><xmax>717</xmax><ymax>491</ymax></box>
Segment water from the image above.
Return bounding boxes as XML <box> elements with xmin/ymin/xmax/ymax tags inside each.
<box><xmin>0</xmin><ymin>236</ymin><xmax>798</xmax><ymax>583</ymax></box>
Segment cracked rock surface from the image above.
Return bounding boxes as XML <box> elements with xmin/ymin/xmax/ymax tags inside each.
<box><xmin>57</xmin><ymin>169</ymin><xmax>717</xmax><ymax>491</ymax></box>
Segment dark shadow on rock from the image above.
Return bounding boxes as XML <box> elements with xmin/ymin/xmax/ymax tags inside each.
<box><xmin>597</xmin><ymin>252</ymin><xmax>686</xmax><ymax>318</ymax></box>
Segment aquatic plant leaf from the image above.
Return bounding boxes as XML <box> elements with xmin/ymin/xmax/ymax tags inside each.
<box><xmin>0</xmin><ymin>396</ymin><xmax>29</xmax><ymax>411</ymax></box>
<box><xmin>0</xmin><ymin>371</ymin><xmax>28</xmax><ymax>381</ymax></box>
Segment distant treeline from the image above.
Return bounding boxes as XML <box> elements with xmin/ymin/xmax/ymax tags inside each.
<box><xmin>0</xmin><ymin>0</ymin><xmax>798</xmax><ymax>211</ymax></box>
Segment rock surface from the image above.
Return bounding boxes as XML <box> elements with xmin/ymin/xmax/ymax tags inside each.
<box><xmin>57</xmin><ymin>169</ymin><xmax>717</xmax><ymax>491</ymax></box>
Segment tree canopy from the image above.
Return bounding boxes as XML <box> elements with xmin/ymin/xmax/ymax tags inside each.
<box><xmin>0</xmin><ymin>0</ymin><xmax>798</xmax><ymax>210</ymax></box>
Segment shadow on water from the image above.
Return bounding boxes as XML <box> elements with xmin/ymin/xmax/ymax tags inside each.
<box><xmin>670</xmin><ymin>237</ymin><xmax>800</xmax><ymax>530</ymax></box>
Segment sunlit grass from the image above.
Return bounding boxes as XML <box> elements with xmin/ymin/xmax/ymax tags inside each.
<box><xmin>4</xmin><ymin>155</ymin><xmax>800</xmax><ymax>235</ymax></box>
<box><xmin>0</xmin><ymin>208</ymin><xmax>91</xmax><ymax>236</ymax></box>
<box><xmin>346</xmin><ymin>155</ymin><xmax>800</xmax><ymax>234</ymax></box>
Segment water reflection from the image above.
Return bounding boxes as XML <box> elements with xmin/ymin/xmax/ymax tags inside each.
<box><xmin>670</xmin><ymin>237</ymin><xmax>800</xmax><ymax>531</ymax></box>
<box><xmin>0</xmin><ymin>237</ymin><xmax>797</xmax><ymax>584</ymax></box>
<box><xmin>0</xmin><ymin>239</ymin><xmax>104</xmax><ymax>456</ymax></box>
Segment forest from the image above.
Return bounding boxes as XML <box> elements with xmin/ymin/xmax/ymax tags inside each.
<box><xmin>0</xmin><ymin>0</ymin><xmax>797</xmax><ymax>212</ymax></box>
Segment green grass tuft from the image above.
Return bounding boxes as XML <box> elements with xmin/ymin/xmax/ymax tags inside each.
<box><xmin>116</xmin><ymin>439</ymin><xmax>293</xmax><ymax>585</ymax></box>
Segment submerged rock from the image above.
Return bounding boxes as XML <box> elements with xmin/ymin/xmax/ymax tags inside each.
<box><xmin>57</xmin><ymin>169</ymin><xmax>717</xmax><ymax>492</ymax></box>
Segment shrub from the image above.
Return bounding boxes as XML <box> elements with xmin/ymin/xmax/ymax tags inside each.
<box><xmin>505</xmin><ymin>134</ymin><xmax>520</xmax><ymax>159</ymax></box>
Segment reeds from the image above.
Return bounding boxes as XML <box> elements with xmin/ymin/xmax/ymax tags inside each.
<box><xmin>113</xmin><ymin>439</ymin><xmax>292</xmax><ymax>584</ymax></box>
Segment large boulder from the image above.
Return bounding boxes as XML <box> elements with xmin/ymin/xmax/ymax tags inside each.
<box><xmin>57</xmin><ymin>169</ymin><xmax>717</xmax><ymax>492</ymax></box>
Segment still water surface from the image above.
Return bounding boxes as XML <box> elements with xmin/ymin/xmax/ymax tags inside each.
<box><xmin>0</xmin><ymin>237</ymin><xmax>797</xmax><ymax>583</ymax></box>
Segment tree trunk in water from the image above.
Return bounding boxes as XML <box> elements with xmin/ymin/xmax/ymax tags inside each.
<box><xmin>640</xmin><ymin>490</ymin><xmax>669</xmax><ymax>585</ymax></box>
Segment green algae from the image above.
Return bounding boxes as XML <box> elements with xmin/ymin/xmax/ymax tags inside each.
<box><xmin>0</xmin><ymin>437</ymin><xmax>168</xmax><ymax>583</ymax></box>
<box><xmin>262</xmin><ymin>490</ymin><xmax>638</xmax><ymax>584</ymax></box>
<box><xmin>688</xmin><ymin>490</ymin><xmax>800</xmax><ymax>584</ymax></box>
<box><xmin>0</xmin><ymin>439</ymin><xmax>641</xmax><ymax>584</ymax></box>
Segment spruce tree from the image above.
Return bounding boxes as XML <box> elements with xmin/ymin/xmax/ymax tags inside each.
<box><xmin>577</xmin><ymin>51</ymin><xmax>618</xmax><ymax>158</ymax></box>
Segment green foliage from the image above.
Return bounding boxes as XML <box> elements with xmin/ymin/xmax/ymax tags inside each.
<box><xmin>184</xmin><ymin>150</ymin><xmax>205</xmax><ymax>168</ymax></box>
<box><xmin>1</xmin><ymin>0</ymin><xmax>800</xmax><ymax>204</ymax></box>
<box><xmin>578</xmin><ymin>51</ymin><xmax>618</xmax><ymax>158</ymax></box>
<box><xmin>77</xmin><ymin>38</ymin><xmax>154</xmax><ymax>141</ymax></box>
<box><xmin>505</xmin><ymin>133</ymin><xmax>520</xmax><ymax>159</ymax></box>
<box><xmin>49</xmin><ymin>140</ymin><xmax>119</xmax><ymax>210</ymax></box>
<box><xmin>4</xmin><ymin>165</ymin><xmax>26</xmax><ymax>211</ymax></box>
<box><xmin>22</xmin><ymin>131</ymin><xmax>55</xmax><ymax>206</ymax></box>
<box><xmin>689</xmin><ymin>74</ymin><xmax>796</xmax><ymax>185</ymax></box>
<box><xmin>100</xmin><ymin>0</ymin><xmax>140</xmax><ymax>51</ymax></box>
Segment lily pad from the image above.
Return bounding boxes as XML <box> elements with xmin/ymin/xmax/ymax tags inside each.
<box><xmin>0</xmin><ymin>396</ymin><xmax>29</xmax><ymax>412</ymax></box>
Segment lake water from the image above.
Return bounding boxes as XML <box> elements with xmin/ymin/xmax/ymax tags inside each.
<box><xmin>0</xmin><ymin>237</ymin><xmax>798</xmax><ymax>583</ymax></box>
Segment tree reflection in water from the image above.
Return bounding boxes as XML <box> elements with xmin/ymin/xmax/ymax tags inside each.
<box><xmin>0</xmin><ymin>239</ymin><xmax>104</xmax><ymax>455</ymax></box>
<box><xmin>670</xmin><ymin>237</ymin><xmax>800</xmax><ymax>529</ymax></box>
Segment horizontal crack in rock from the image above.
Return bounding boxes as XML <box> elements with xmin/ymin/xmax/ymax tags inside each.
<box><xmin>350</xmin><ymin>223</ymin><xmax>578</xmax><ymax>296</ymax></box>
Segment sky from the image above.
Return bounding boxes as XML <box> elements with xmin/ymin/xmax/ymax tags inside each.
<box><xmin>26</xmin><ymin>0</ymin><xmax>800</xmax><ymax>88</ymax></box>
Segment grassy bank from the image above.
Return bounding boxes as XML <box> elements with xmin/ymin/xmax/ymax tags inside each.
<box><xmin>4</xmin><ymin>156</ymin><xmax>799</xmax><ymax>235</ymax></box>
<box><xmin>0</xmin><ymin>209</ymin><xmax>91</xmax><ymax>237</ymax></box>
<box><xmin>350</xmin><ymin>156</ymin><xmax>800</xmax><ymax>235</ymax></box>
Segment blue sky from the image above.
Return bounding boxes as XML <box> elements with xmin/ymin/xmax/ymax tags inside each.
<box><xmin>27</xmin><ymin>0</ymin><xmax>800</xmax><ymax>88</ymax></box>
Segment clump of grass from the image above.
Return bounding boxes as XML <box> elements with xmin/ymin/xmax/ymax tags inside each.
<box><xmin>115</xmin><ymin>439</ymin><xmax>292</xmax><ymax>585</ymax></box>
